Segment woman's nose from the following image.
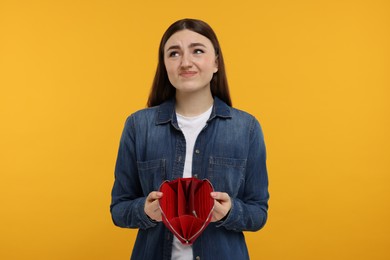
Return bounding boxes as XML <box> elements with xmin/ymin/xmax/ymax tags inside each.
<box><xmin>180</xmin><ymin>52</ymin><xmax>193</xmax><ymax>68</ymax></box>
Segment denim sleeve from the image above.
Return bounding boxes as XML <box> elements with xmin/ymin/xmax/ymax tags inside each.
<box><xmin>217</xmin><ymin>117</ymin><xmax>269</xmax><ymax>232</ymax></box>
<box><xmin>110</xmin><ymin>116</ymin><xmax>157</xmax><ymax>230</ymax></box>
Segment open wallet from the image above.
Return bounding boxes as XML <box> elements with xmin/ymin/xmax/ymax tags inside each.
<box><xmin>158</xmin><ymin>177</ymin><xmax>215</xmax><ymax>245</ymax></box>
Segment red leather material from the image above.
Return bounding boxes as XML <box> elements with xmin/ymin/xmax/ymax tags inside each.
<box><xmin>158</xmin><ymin>177</ymin><xmax>214</xmax><ymax>245</ymax></box>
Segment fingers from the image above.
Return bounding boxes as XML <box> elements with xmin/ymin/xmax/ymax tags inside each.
<box><xmin>145</xmin><ymin>191</ymin><xmax>163</xmax><ymax>222</ymax></box>
<box><xmin>210</xmin><ymin>192</ymin><xmax>232</xmax><ymax>222</ymax></box>
<box><xmin>146</xmin><ymin>191</ymin><xmax>163</xmax><ymax>202</ymax></box>
<box><xmin>210</xmin><ymin>192</ymin><xmax>229</xmax><ymax>202</ymax></box>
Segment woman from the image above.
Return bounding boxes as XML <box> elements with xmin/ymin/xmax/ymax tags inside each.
<box><xmin>110</xmin><ymin>18</ymin><xmax>269</xmax><ymax>260</ymax></box>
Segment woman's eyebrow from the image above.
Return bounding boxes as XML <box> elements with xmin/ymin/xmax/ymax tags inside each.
<box><xmin>166</xmin><ymin>45</ymin><xmax>180</xmax><ymax>51</ymax></box>
<box><xmin>188</xmin><ymin>42</ymin><xmax>206</xmax><ymax>48</ymax></box>
<box><xmin>166</xmin><ymin>42</ymin><xmax>207</xmax><ymax>51</ymax></box>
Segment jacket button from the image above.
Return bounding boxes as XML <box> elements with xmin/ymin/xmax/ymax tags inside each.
<box><xmin>193</xmin><ymin>174</ymin><xmax>198</xmax><ymax>178</ymax></box>
<box><xmin>195</xmin><ymin>149</ymin><xmax>200</xmax><ymax>154</ymax></box>
<box><xmin>195</xmin><ymin>257</ymin><xmax>200</xmax><ymax>260</ymax></box>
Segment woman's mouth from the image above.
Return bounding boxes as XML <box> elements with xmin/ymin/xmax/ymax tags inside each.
<box><xmin>179</xmin><ymin>71</ymin><xmax>197</xmax><ymax>78</ymax></box>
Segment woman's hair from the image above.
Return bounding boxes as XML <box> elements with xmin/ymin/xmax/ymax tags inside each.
<box><xmin>147</xmin><ymin>18</ymin><xmax>232</xmax><ymax>107</ymax></box>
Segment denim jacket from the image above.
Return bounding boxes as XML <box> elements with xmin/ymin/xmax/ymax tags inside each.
<box><xmin>110</xmin><ymin>97</ymin><xmax>269</xmax><ymax>260</ymax></box>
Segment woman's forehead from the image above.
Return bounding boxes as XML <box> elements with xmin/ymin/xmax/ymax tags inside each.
<box><xmin>164</xmin><ymin>29</ymin><xmax>213</xmax><ymax>49</ymax></box>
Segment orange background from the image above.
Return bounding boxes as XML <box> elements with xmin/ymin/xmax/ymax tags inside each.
<box><xmin>1</xmin><ymin>0</ymin><xmax>389</xmax><ymax>259</ymax></box>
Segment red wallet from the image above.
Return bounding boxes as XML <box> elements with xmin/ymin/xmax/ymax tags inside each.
<box><xmin>158</xmin><ymin>177</ymin><xmax>215</xmax><ymax>245</ymax></box>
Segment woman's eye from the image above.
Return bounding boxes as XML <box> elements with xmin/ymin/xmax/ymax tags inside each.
<box><xmin>168</xmin><ymin>51</ymin><xmax>179</xmax><ymax>57</ymax></box>
<box><xmin>194</xmin><ymin>49</ymin><xmax>204</xmax><ymax>54</ymax></box>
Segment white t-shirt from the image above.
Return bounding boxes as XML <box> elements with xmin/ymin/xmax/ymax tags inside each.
<box><xmin>171</xmin><ymin>106</ymin><xmax>213</xmax><ymax>260</ymax></box>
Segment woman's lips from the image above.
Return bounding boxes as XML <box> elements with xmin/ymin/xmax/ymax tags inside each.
<box><xmin>179</xmin><ymin>71</ymin><xmax>197</xmax><ymax>78</ymax></box>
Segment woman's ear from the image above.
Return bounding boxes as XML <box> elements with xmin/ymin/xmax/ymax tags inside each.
<box><xmin>214</xmin><ymin>56</ymin><xmax>219</xmax><ymax>73</ymax></box>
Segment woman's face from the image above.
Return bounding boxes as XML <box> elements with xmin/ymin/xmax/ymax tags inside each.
<box><xmin>164</xmin><ymin>29</ymin><xmax>218</xmax><ymax>95</ymax></box>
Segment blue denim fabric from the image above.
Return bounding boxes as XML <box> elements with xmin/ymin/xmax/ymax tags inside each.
<box><xmin>110</xmin><ymin>97</ymin><xmax>269</xmax><ymax>260</ymax></box>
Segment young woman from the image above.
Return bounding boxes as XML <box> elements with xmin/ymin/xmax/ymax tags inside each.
<box><xmin>110</xmin><ymin>18</ymin><xmax>269</xmax><ymax>260</ymax></box>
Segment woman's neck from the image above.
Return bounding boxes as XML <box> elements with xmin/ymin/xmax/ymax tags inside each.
<box><xmin>175</xmin><ymin>89</ymin><xmax>213</xmax><ymax>117</ymax></box>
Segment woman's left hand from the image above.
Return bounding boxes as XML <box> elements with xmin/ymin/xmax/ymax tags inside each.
<box><xmin>210</xmin><ymin>192</ymin><xmax>232</xmax><ymax>222</ymax></box>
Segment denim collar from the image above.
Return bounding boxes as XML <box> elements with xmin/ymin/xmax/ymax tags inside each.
<box><xmin>156</xmin><ymin>97</ymin><xmax>232</xmax><ymax>126</ymax></box>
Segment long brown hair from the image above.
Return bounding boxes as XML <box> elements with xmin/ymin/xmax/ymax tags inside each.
<box><xmin>147</xmin><ymin>18</ymin><xmax>232</xmax><ymax>107</ymax></box>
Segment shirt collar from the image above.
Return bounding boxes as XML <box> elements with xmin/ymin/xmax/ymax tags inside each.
<box><xmin>156</xmin><ymin>97</ymin><xmax>232</xmax><ymax>125</ymax></box>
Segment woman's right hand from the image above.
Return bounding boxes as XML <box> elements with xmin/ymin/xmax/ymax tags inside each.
<box><xmin>144</xmin><ymin>191</ymin><xmax>163</xmax><ymax>222</ymax></box>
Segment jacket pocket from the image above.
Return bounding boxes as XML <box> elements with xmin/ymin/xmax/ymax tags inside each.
<box><xmin>137</xmin><ymin>159</ymin><xmax>166</xmax><ymax>193</ymax></box>
<box><xmin>208</xmin><ymin>157</ymin><xmax>246</xmax><ymax>197</ymax></box>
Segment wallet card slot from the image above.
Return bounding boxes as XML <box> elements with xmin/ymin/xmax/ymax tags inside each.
<box><xmin>159</xmin><ymin>181</ymin><xmax>178</xmax><ymax>219</ymax></box>
<box><xmin>177</xmin><ymin>178</ymin><xmax>186</xmax><ymax>216</ymax></box>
